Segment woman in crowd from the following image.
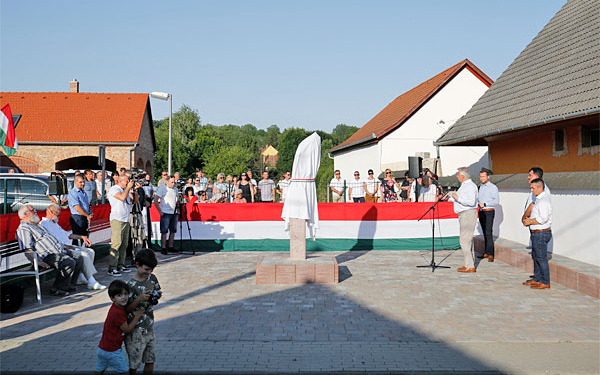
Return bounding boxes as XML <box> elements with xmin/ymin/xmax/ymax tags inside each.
<box><xmin>197</xmin><ymin>191</ymin><xmax>209</xmax><ymax>203</ymax></box>
<box><xmin>206</xmin><ymin>177</ymin><xmax>213</xmax><ymax>200</ymax></box>
<box><xmin>380</xmin><ymin>169</ymin><xmax>399</xmax><ymax>202</ymax></box>
<box><xmin>232</xmin><ymin>189</ymin><xmax>247</xmax><ymax>203</ymax></box>
<box><xmin>212</xmin><ymin>173</ymin><xmax>229</xmax><ymax>202</ymax></box>
<box><xmin>365</xmin><ymin>169</ymin><xmax>380</xmax><ymax>203</ymax></box>
<box><xmin>418</xmin><ymin>176</ymin><xmax>438</xmax><ymax>202</ymax></box>
<box><xmin>236</xmin><ymin>172</ymin><xmax>254</xmax><ymax>203</ymax></box>
<box><xmin>184</xmin><ymin>186</ymin><xmax>197</xmax><ymax>203</ymax></box>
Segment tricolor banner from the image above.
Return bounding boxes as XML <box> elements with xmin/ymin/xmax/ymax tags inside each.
<box><xmin>150</xmin><ymin>202</ymin><xmax>460</xmax><ymax>251</ymax></box>
<box><xmin>0</xmin><ymin>104</ymin><xmax>18</xmax><ymax>156</ymax></box>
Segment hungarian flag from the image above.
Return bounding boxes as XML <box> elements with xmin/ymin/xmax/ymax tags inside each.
<box><xmin>0</xmin><ymin>104</ymin><xmax>18</xmax><ymax>156</ymax></box>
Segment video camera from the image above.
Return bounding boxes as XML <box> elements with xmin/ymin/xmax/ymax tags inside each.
<box><xmin>175</xmin><ymin>179</ymin><xmax>186</xmax><ymax>191</ymax></box>
<box><xmin>130</xmin><ymin>168</ymin><xmax>150</xmax><ymax>187</ymax></box>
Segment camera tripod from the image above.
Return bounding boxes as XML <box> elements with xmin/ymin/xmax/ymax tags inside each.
<box><xmin>176</xmin><ymin>195</ymin><xmax>194</xmax><ymax>254</ymax></box>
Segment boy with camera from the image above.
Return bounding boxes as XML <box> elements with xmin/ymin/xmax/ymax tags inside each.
<box><xmin>124</xmin><ymin>249</ymin><xmax>162</xmax><ymax>374</ymax></box>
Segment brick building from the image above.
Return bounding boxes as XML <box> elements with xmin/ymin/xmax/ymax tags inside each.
<box><xmin>0</xmin><ymin>80</ymin><xmax>156</xmax><ymax>176</ymax></box>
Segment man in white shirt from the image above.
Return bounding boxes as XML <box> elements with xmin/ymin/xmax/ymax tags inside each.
<box><xmin>154</xmin><ymin>175</ymin><xmax>179</xmax><ymax>254</ymax></box>
<box><xmin>277</xmin><ymin>171</ymin><xmax>291</xmax><ymax>203</ymax></box>
<box><xmin>348</xmin><ymin>171</ymin><xmax>367</xmax><ymax>202</ymax></box>
<box><xmin>40</xmin><ymin>204</ymin><xmax>106</xmax><ymax>290</ymax></box>
<box><xmin>522</xmin><ymin>178</ymin><xmax>552</xmax><ymax>289</ymax></box>
<box><xmin>447</xmin><ymin>167</ymin><xmax>478</xmax><ymax>272</ymax></box>
<box><xmin>107</xmin><ymin>174</ymin><xmax>136</xmax><ymax>276</ymax></box>
<box><xmin>329</xmin><ymin>170</ymin><xmax>345</xmax><ymax>202</ymax></box>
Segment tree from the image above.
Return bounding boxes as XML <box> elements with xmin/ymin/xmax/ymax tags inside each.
<box><xmin>202</xmin><ymin>145</ymin><xmax>255</xmax><ymax>178</ymax></box>
<box><xmin>332</xmin><ymin>123</ymin><xmax>360</xmax><ymax>143</ymax></box>
<box><xmin>276</xmin><ymin>128</ymin><xmax>309</xmax><ymax>175</ymax></box>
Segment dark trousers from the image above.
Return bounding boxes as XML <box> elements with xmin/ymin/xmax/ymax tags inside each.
<box><xmin>353</xmin><ymin>197</ymin><xmax>366</xmax><ymax>203</ymax></box>
<box><xmin>42</xmin><ymin>251</ymin><xmax>83</xmax><ymax>291</ymax></box>
<box><xmin>70</xmin><ymin>214</ymin><xmax>88</xmax><ymax>246</ymax></box>
<box><xmin>478</xmin><ymin>210</ymin><xmax>495</xmax><ymax>256</ymax></box>
<box><xmin>531</xmin><ymin>230</ymin><xmax>552</xmax><ymax>285</ymax></box>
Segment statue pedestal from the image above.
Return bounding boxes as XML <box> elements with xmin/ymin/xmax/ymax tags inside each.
<box><xmin>289</xmin><ymin>218</ymin><xmax>306</xmax><ymax>260</ymax></box>
<box><xmin>256</xmin><ymin>253</ymin><xmax>339</xmax><ymax>284</ymax></box>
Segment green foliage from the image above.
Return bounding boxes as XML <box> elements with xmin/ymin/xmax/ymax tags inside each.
<box><xmin>202</xmin><ymin>145</ymin><xmax>255</xmax><ymax>178</ymax></box>
<box><xmin>332</xmin><ymin>123</ymin><xmax>360</xmax><ymax>143</ymax></box>
<box><xmin>152</xmin><ymin>105</ymin><xmax>361</xmax><ymax>200</ymax></box>
<box><xmin>277</xmin><ymin>128</ymin><xmax>309</xmax><ymax>175</ymax></box>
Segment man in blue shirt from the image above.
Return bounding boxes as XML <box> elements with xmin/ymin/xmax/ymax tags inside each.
<box><xmin>477</xmin><ymin>168</ymin><xmax>499</xmax><ymax>262</ymax></box>
<box><xmin>68</xmin><ymin>175</ymin><xmax>94</xmax><ymax>245</ymax></box>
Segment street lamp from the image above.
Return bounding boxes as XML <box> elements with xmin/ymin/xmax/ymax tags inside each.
<box><xmin>150</xmin><ymin>91</ymin><xmax>173</xmax><ymax>175</ymax></box>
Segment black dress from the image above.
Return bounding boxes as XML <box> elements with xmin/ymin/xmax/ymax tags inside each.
<box><xmin>239</xmin><ymin>182</ymin><xmax>252</xmax><ymax>202</ymax></box>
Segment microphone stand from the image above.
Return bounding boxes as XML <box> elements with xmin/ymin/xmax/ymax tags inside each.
<box><xmin>416</xmin><ymin>199</ymin><xmax>450</xmax><ymax>272</ymax></box>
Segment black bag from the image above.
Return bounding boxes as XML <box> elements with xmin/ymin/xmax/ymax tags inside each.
<box><xmin>1</xmin><ymin>284</ymin><xmax>24</xmax><ymax>314</ymax></box>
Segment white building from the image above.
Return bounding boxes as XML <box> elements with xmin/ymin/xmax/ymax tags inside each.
<box><xmin>330</xmin><ymin>59</ymin><xmax>492</xmax><ymax>184</ymax></box>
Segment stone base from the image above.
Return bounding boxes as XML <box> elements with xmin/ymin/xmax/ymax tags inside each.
<box><xmin>256</xmin><ymin>253</ymin><xmax>339</xmax><ymax>284</ymax></box>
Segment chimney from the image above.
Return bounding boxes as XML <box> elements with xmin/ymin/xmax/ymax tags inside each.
<box><xmin>70</xmin><ymin>79</ymin><xmax>79</xmax><ymax>93</ymax></box>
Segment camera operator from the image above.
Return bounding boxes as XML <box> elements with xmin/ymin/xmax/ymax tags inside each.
<box><xmin>127</xmin><ymin>170</ymin><xmax>150</xmax><ymax>257</ymax></box>
<box><xmin>154</xmin><ymin>175</ymin><xmax>179</xmax><ymax>255</ymax></box>
<box><xmin>107</xmin><ymin>174</ymin><xmax>139</xmax><ymax>276</ymax></box>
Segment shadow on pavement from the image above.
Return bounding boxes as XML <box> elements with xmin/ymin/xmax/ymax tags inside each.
<box><xmin>0</xmin><ymin>272</ymin><xmax>506</xmax><ymax>374</ymax></box>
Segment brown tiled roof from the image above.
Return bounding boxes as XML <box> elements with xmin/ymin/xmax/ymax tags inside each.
<box><xmin>436</xmin><ymin>0</ymin><xmax>600</xmax><ymax>146</ymax></box>
<box><xmin>331</xmin><ymin>59</ymin><xmax>492</xmax><ymax>153</ymax></box>
<box><xmin>0</xmin><ymin>92</ymin><xmax>153</xmax><ymax>146</ymax></box>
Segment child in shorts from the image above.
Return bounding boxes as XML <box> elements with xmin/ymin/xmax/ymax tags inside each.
<box><xmin>95</xmin><ymin>280</ymin><xmax>144</xmax><ymax>375</ymax></box>
<box><xmin>124</xmin><ymin>249</ymin><xmax>162</xmax><ymax>374</ymax></box>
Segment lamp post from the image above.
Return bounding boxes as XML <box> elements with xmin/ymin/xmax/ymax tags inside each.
<box><xmin>150</xmin><ymin>91</ymin><xmax>173</xmax><ymax>175</ymax></box>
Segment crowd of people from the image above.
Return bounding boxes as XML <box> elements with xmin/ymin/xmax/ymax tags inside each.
<box><xmin>329</xmin><ymin>167</ymin><xmax>443</xmax><ymax>203</ymax></box>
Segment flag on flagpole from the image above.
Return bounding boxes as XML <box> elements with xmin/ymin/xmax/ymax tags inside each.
<box><xmin>0</xmin><ymin>104</ymin><xmax>19</xmax><ymax>156</ymax></box>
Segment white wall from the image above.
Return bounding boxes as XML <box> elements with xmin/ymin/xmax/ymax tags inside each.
<box><xmin>489</xmin><ymin>189</ymin><xmax>600</xmax><ymax>266</ymax></box>
<box><xmin>439</xmin><ymin>147</ymin><xmax>489</xmax><ymax>177</ymax></box>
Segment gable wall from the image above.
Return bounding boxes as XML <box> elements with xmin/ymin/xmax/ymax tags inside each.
<box><xmin>379</xmin><ymin>68</ymin><xmax>489</xmax><ymax>174</ymax></box>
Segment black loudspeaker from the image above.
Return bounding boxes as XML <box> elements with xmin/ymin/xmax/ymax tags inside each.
<box><xmin>1</xmin><ymin>284</ymin><xmax>24</xmax><ymax>313</ymax></box>
<box><xmin>48</xmin><ymin>172</ymin><xmax>68</xmax><ymax>196</ymax></box>
<box><xmin>408</xmin><ymin>156</ymin><xmax>423</xmax><ymax>178</ymax></box>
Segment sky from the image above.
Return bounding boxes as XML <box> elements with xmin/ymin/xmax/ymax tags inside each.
<box><xmin>1</xmin><ymin>0</ymin><xmax>566</xmax><ymax>132</ymax></box>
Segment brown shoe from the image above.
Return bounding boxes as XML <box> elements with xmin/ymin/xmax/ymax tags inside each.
<box><xmin>523</xmin><ymin>279</ymin><xmax>539</xmax><ymax>286</ymax></box>
<box><xmin>488</xmin><ymin>256</ymin><xmax>494</xmax><ymax>262</ymax></box>
<box><xmin>457</xmin><ymin>267</ymin><xmax>467</xmax><ymax>272</ymax></box>
<box><xmin>458</xmin><ymin>267</ymin><xmax>476</xmax><ymax>273</ymax></box>
<box><xmin>477</xmin><ymin>254</ymin><xmax>488</xmax><ymax>259</ymax></box>
<box><xmin>531</xmin><ymin>283</ymin><xmax>550</xmax><ymax>289</ymax></box>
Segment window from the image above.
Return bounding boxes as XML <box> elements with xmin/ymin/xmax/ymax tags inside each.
<box><xmin>580</xmin><ymin>124</ymin><xmax>600</xmax><ymax>155</ymax></box>
<box><xmin>582</xmin><ymin>125</ymin><xmax>600</xmax><ymax>148</ymax></box>
<box><xmin>19</xmin><ymin>179</ymin><xmax>49</xmax><ymax>195</ymax></box>
<box><xmin>553</xmin><ymin>128</ymin><xmax>567</xmax><ymax>157</ymax></box>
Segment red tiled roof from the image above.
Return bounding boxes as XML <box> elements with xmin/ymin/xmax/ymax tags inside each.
<box><xmin>0</xmin><ymin>92</ymin><xmax>151</xmax><ymax>143</ymax></box>
<box><xmin>331</xmin><ymin>59</ymin><xmax>493</xmax><ymax>153</ymax></box>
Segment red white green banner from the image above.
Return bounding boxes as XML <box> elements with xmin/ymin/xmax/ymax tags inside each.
<box><xmin>149</xmin><ymin>202</ymin><xmax>460</xmax><ymax>251</ymax></box>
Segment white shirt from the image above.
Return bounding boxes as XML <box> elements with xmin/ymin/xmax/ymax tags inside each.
<box><xmin>526</xmin><ymin>184</ymin><xmax>551</xmax><ymax>209</ymax></box>
<box><xmin>365</xmin><ymin>178</ymin><xmax>379</xmax><ymax>196</ymax></box>
<box><xmin>530</xmin><ymin>191</ymin><xmax>552</xmax><ymax>230</ymax></box>
<box><xmin>450</xmin><ymin>179</ymin><xmax>478</xmax><ymax>213</ymax></box>
<box><xmin>155</xmin><ymin>185</ymin><xmax>178</xmax><ymax>214</ymax></box>
<box><xmin>108</xmin><ymin>185</ymin><xmax>131</xmax><ymax>222</ymax></box>
<box><xmin>277</xmin><ymin>179</ymin><xmax>291</xmax><ymax>202</ymax></box>
<box><xmin>419</xmin><ymin>185</ymin><xmax>437</xmax><ymax>202</ymax></box>
<box><xmin>349</xmin><ymin>179</ymin><xmax>366</xmax><ymax>198</ymax></box>
<box><xmin>329</xmin><ymin>178</ymin><xmax>345</xmax><ymax>195</ymax></box>
<box><xmin>40</xmin><ymin>217</ymin><xmax>71</xmax><ymax>246</ymax></box>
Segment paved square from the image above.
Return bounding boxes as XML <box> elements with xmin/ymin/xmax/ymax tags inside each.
<box><xmin>1</xmin><ymin>250</ymin><xmax>599</xmax><ymax>374</ymax></box>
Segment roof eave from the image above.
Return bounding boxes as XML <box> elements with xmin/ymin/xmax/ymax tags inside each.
<box><xmin>330</xmin><ymin>133</ymin><xmax>378</xmax><ymax>154</ymax></box>
<box><xmin>434</xmin><ymin>107</ymin><xmax>600</xmax><ymax>146</ymax></box>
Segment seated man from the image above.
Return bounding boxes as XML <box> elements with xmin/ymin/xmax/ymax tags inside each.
<box><xmin>16</xmin><ymin>205</ymin><xmax>84</xmax><ymax>297</ymax></box>
<box><xmin>40</xmin><ymin>204</ymin><xmax>106</xmax><ymax>290</ymax></box>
